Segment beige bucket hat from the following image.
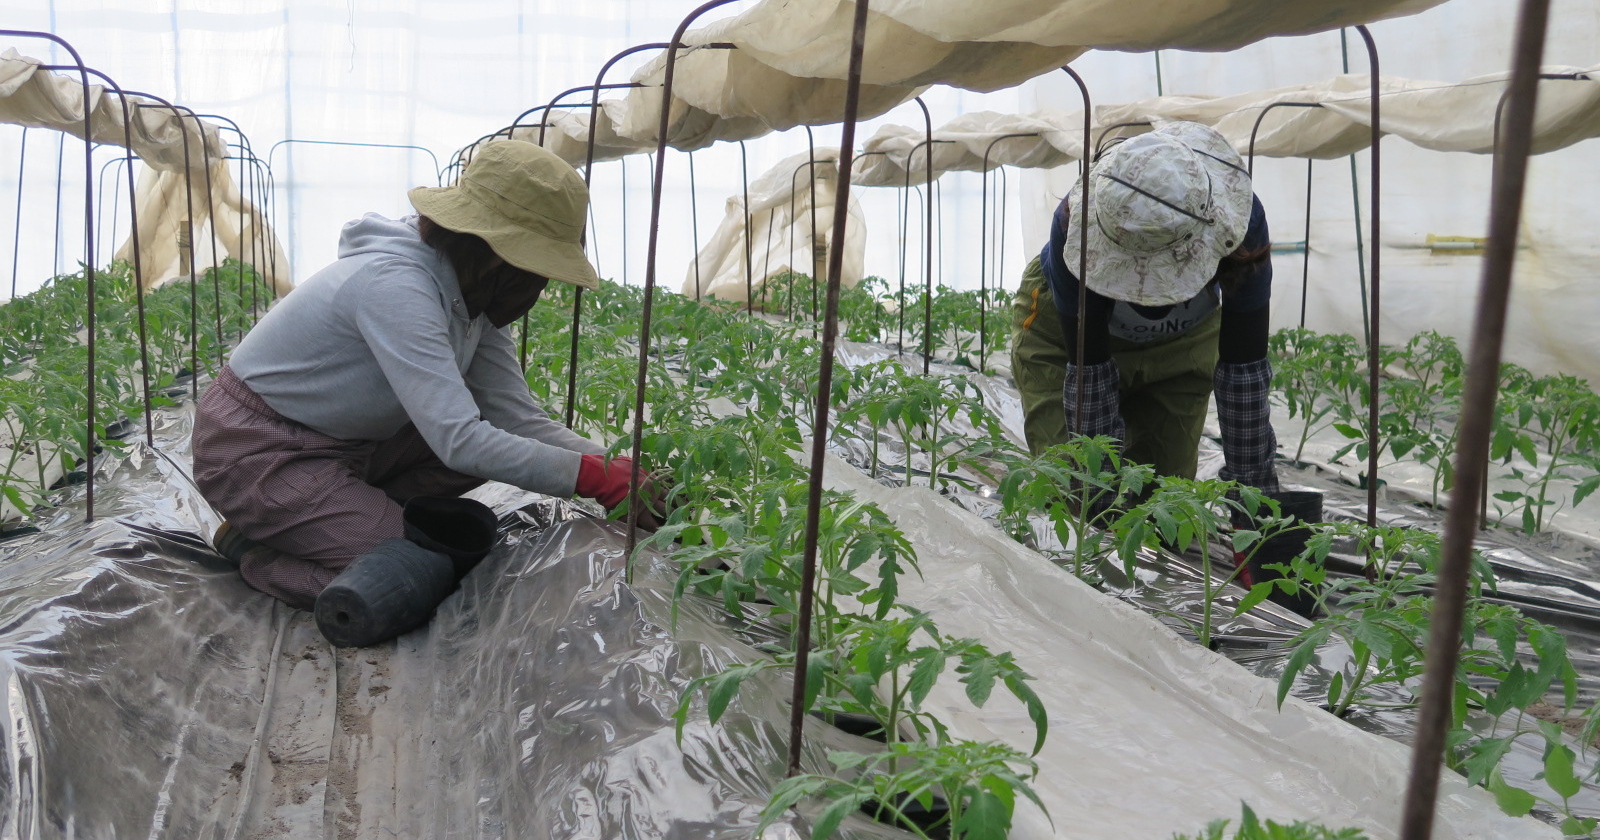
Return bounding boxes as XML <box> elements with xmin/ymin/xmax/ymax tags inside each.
<box><xmin>1062</xmin><ymin>121</ymin><xmax>1252</xmax><ymax>306</ymax></box>
<box><xmin>409</xmin><ymin>140</ymin><xmax>599</xmax><ymax>290</ymax></box>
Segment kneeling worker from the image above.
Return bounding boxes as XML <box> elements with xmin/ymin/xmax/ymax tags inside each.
<box><xmin>192</xmin><ymin>140</ymin><xmax>662</xmax><ymax>646</ymax></box>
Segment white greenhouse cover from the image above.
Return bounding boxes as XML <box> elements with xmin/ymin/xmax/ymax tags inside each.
<box><xmin>683</xmin><ymin>147</ymin><xmax>866</xmax><ymax>301</ymax></box>
<box><xmin>611</xmin><ymin>0</ymin><xmax>1451</xmax><ymax>152</ymax></box>
<box><xmin>456</xmin><ymin>0</ymin><xmax>1453</xmax><ymax>164</ymax></box>
<box><xmin>0</xmin><ymin>50</ymin><xmax>289</xmax><ymax>293</ymax></box>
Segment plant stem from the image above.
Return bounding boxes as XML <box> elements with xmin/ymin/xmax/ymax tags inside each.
<box><xmin>1334</xmin><ymin>646</ymin><xmax>1373</xmax><ymax>718</ymax></box>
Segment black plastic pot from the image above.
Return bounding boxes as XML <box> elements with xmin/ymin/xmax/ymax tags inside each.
<box><xmin>810</xmin><ymin>710</ymin><xmax>888</xmax><ymax>742</ymax></box>
<box><xmin>0</xmin><ymin>524</ymin><xmax>40</xmax><ymax>543</ymax></box>
<box><xmin>1243</xmin><ymin>490</ymin><xmax>1323</xmax><ymax>617</ymax></box>
<box><xmin>315</xmin><ymin>538</ymin><xmax>456</xmax><ymax>648</ymax></box>
<box><xmin>862</xmin><ymin>791</ymin><xmax>952</xmax><ymax>839</ymax></box>
<box><xmin>402</xmin><ymin>496</ymin><xmax>499</xmax><ymax>579</ymax></box>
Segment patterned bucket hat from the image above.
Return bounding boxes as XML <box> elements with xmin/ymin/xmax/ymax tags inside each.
<box><xmin>1062</xmin><ymin>121</ymin><xmax>1252</xmax><ymax>306</ymax></box>
<box><xmin>409</xmin><ymin>140</ymin><xmax>599</xmax><ymax>289</ymax></box>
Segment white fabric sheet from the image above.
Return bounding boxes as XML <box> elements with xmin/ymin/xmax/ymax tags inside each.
<box><xmin>0</xmin><ymin>50</ymin><xmax>289</xmax><ymax>291</ymax></box>
<box><xmin>822</xmin><ymin>452</ymin><xmax>1561</xmax><ymax>840</ymax></box>
<box><xmin>683</xmin><ymin>147</ymin><xmax>866</xmax><ymax>302</ymax></box>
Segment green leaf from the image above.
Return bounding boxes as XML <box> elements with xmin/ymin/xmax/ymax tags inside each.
<box><xmin>1003</xmin><ymin>672</ymin><xmax>1050</xmax><ymax>755</ymax></box>
<box><xmin>1544</xmin><ymin>741</ymin><xmax>1581</xmax><ymax>800</ymax></box>
<box><xmin>1574</xmin><ymin>474</ymin><xmax>1600</xmax><ymax>507</ymax></box>
<box><xmin>1491</xmin><ymin>427</ymin><xmax>1513</xmax><ymax>461</ymax></box>
<box><xmin>1514</xmin><ymin>434</ymin><xmax>1539</xmax><ymax>467</ymax></box>
<box><xmin>907</xmin><ymin>651</ymin><xmax>946</xmax><ymax>707</ymax></box>
<box><xmin>706</xmin><ymin>670</ymin><xmax>748</xmax><ymax>724</ymax></box>
<box><xmin>1277</xmin><ymin>627</ymin><xmax>1330</xmax><ymax>709</ymax></box>
<box><xmin>1462</xmin><ymin>736</ymin><xmax>1516</xmax><ymax>787</ymax></box>
<box><xmin>1487</xmin><ymin>768</ymin><xmax>1536</xmax><ymax>817</ymax></box>
<box><xmin>812</xmin><ymin>790</ymin><xmax>872</xmax><ymax>840</ymax></box>
<box><xmin>1234</xmin><ymin>581</ymin><xmax>1274</xmax><ymax>615</ymax></box>
<box><xmin>959</xmin><ymin>651</ymin><xmax>1003</xmax><ymax>707</ymax></box>
<box><xmin>953</xmin><ymin>789</ymin><xmax>1012</xmax><ymax>840</ymax></box>
<box><xmin>803</xmin><ymin>651</ymin><xmax>829</xmax><ymax>714</ymax></box>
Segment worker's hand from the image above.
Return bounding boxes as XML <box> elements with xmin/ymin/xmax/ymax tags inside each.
<box><xmin>575</xmin><ymin>454</ymin><xmax>671</xmax><ymax>532</ymax></box>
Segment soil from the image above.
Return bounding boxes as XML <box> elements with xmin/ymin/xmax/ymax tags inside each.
<box><xmin>1524</xmin><ymin>700</ymin><xmax>1599</xmax><ymax>747</ymax></box>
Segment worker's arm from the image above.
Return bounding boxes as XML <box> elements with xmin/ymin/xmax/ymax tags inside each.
<box><xmin>355</xmin><ymin>265</ymin><xmax>591</xmax><ymax>497</ymax></box>
<box><xmin>464</xmin><ymin>322</ymin><xmax>662</xmax><ymax>523</ymax></box>
<box><xmin>1039</xmin><ymin>196</ymin><xmax>1123</xmax><ymax>439</ymax></box>
<box><xmin>1214</xmin><ymin>196</ymin><xmax>1280</xmax><ymax>492</ymax></box>
<box><xmin>463</xmin><ymin>324</ymin><xmax>605</xmax><ymax>457</ymax></box>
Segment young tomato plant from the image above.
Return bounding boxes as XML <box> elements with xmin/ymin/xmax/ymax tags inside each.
<box><xmin>1460</xmin><ymin>721</ymin><xmax>1595</xmax><ymax>835</ymax></box>
<box><xmin>756</xmin><ymin>740</ymin><xmax>1045</xmax><ymax>840</ymax></box>
<box><xmin>1489</xmin><ymin>373</ymin><xmax>1600</xmax><ymax>534</ymax></box>
<box><xmin>1271</xmin><ymin>524</ymin><xmax>1454</xmax><ymax>716</ymax></box>
<box><xmin>1111</xmin><ymin>476</ymin><xmax>1286</xmax><ymax>648</ymax></box>
<box><xmin>1269</xmin><ymin>329</ymin><xmax>1365</xmax><ymax>464</ymax></box>
<box><xmin>814</xmin><ymin>608</ymin><xmax>1048</xmax><ymax>755</ymax></box>
<box><xmin>1171</xmin><ymin>804</ymin><xmax>1372</xmax><ymax>840</ymax></box>
<box><xmin>993</xmin><ymin>435</ymin><xmax>1154</xmax><ymax>581</ymax></box>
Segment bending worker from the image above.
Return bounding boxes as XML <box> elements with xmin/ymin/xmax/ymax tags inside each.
<box><xmin>192</xmin><ymin>140</ymin><xmax>660</xmax><ymax>646</ymax></box>
<box><xmin>1009</xmin><ymin>121</ymin><xmax>1279</xmax><ymax>493</ymax></box>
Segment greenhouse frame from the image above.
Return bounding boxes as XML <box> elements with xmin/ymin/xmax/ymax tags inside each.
<box><xmin>2</xmin><ymin>0</ymin><xmax>1599</xmax><ymax>838</ymax></box>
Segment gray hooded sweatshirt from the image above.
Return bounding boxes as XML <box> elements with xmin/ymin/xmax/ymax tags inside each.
<box><xmin>227</xmin><ymin>213</ymin><xmax>603</xmax><ymax>497</ymax></box>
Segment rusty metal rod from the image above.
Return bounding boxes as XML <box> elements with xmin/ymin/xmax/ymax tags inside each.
<box><xmin>1061</xmin><ymin>66</ymin><xmax>1091</xmax><ymax>434</ymax></box>
<box><xmin>689</xmin><ymin>150</ymin><xmax>702</xmax><ymax>300</ymax></box>
<box><xmin>1398</xmin><ymin>1</ymin><xmax>1550</xmax><ymax>836</ymax></box>
<box><xmin>569</xmin><ymin>42</ymin><xmax>677</xmax><ymax>427</ymax></box>
<box><xmin>1356</xmin><ymin>25</ymin><xmax>1383</xmax><ymax>532</ymax></box>
<box><xmin>626</xmin><ymin>0</ymin><xmax>744</xmax><ymax>559</ymax></box>
<box><xmin>978</xmin><ymin>133</ymin><xmax>1039</xmax><ymax>371</ymax></box>
<box><xmin>913</xmin><ymin>97</ymin><xmax>933</xmax><ymax>374</ymax></box>
<box><xmin>1093</xmin><ymin>120</ymin><xmax>1149</xmax><ymax>160</ymax></box>
<box><xmin>196</xmin><ymin>115</ymin><xmax>256</xmax><ymax>331</ymax></box>
<box><xmin>786</xmin><ymin>156</ymin><xmax>824</xmax><ymax>319</ymax></box>
<box><xmin>805</xmin><ymin>124</ymin><xmax>819</xmax><ymax>319</ymax></box>
<box><xmin>789</xmin><ymin>0</ymin><xmax>871</xmax><ymax>778</ymax></box>
<box><xmin>1246</xmin><ymin>102</ymin><xmax>1323</xmax><ymax>177</ymax></box>
<box><xmin>9</xmin><ymin>126</ymin><xmax>24</xmax><ymax>299</ymax></box>
<box><xmin>1301</xmin><ymin>158</ymin><xmax>1313</xmax><ymax>328</ymax></box>
<box><xmin>95</xmin><ymin>78</ymin><xmax>156</xmax><ymax>446</ymax></box>
<box><xmin>1479</xmin><ymin>72</ymin><xmax>1588</xmax><ymax>528</ymax></box>
<box><xmin>129</xmin><ymin>97</ymin><xmax>199</xmax><ymax>412</ymax></box>
<box><xmin>740</xmin><ymin>140</ymin><xmax>753</xmax><ymax>314</ymax></box>
<box><xmin>19</xmin><ymin>37</ymin><xmax>102</xmax><ymax>520</ymax></box>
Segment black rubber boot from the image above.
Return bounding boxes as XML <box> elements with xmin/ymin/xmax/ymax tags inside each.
<box><xmin>315</xmin><ymin>538</ymin><xmax>456</xmax><ymax>648</ymax></box>
<box><xmin>1245</xmin><ymin>490</ymin><xmax>1324</xmax><ymax>617</ymax></box>
<box><xmin>401</xmin><ymin>496</ymin><xmax>499</xmax><ymax>579</ymax></box>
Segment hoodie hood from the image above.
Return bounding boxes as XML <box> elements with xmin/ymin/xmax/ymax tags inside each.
<box><xmin>335</xmin><ymin>212</ymin><xmax>464</xmax><ymax>307</ymax></box>
<box><xmin>337</xmin><ymin>212</ymin><xmax>439</xmax><ymax>265</ymax></box>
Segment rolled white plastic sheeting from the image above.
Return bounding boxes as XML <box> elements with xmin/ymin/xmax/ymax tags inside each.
<box><xmin>0</xmin><ymin>49</ymin><xmax>290</xmax><ymax>292</ymax></box>
<box><xmin>845</xmin><ymin>65</ymin><xmax>1600</xmax><ymax>186</ymax></box>
<box><xmin>683</xmin><ymin>147</ymin><xmax>866</xmax><ymax>303</ymax></box>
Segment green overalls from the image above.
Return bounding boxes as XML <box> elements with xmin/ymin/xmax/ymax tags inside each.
<box><xmin>1009</xmin><ymin>255</ymin><xmax>1220</xmax><ymax>479</ymax></box>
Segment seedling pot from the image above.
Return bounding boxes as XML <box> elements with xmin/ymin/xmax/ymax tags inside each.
<box><xmin>1248</xmin><ymin>490</ymin><xmax>1323</xmax><ymax>618</ymax></box>
<box><xmin>315</xmin><ymin>538</ymin><xmax>457</xmax><ymax>647</ymax></box>
<box><xmin>862</xmin><ymin>790</ymin><xmax>952</xmax><ymax>838</ymax></box>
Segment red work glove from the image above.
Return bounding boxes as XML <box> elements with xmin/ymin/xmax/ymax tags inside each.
<box><xmin>1231</xmin><ymin>551</ymin><xmax>1255</xmax><ymax>588</ymax></box>
<box><xmin>575</xmin><ymin>454</ymin><xmax>669</xmax><ymax>530</ymax></box>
